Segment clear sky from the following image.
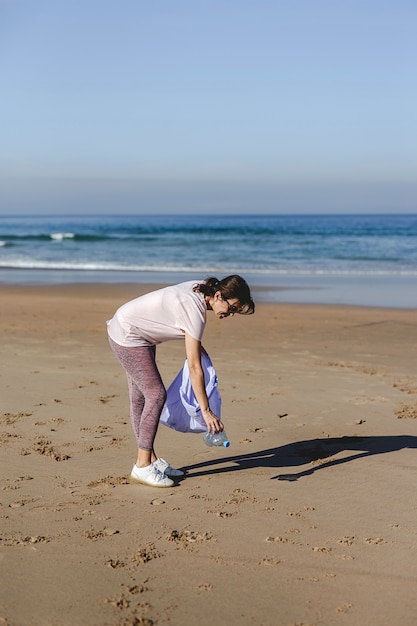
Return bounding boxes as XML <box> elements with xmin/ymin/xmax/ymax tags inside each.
<box><xmin>1</xmin><ymin>0</ymin><xmax>416</xmax><ymax>214</ymax></box>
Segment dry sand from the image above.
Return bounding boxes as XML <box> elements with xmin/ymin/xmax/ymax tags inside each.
<box><xmin>1</xmin><ymin>283</ymin><xmax>417</xmax><ymax>626</ymax></box>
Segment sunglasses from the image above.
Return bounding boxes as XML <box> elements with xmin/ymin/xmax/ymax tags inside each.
<box><xmin>222</xmin><ymin>296</ymin><xmax>239</xmax><ymax>314</ymax></box>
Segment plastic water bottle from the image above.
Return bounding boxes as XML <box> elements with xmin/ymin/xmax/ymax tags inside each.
<box><xmin>203</xmin><ymin>431</ymin><xmax>230</xmax><ymax>447</ymax></box>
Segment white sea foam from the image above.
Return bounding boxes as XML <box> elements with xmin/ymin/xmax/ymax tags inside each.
<box><xmin>50</xmin><ymin>232</ymin><xmax>75</xmax><ymax>241</ymax></box>
<box><xmin>0</xmin><ymin>258</ymin><xmax>416</xmax><ymax>276</ymax></box>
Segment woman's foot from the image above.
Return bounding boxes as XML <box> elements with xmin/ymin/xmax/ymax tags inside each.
<box><xmin>130</xmin><ymin>464</ymin><xmax>174</xmax><ymax>487</ymax></box>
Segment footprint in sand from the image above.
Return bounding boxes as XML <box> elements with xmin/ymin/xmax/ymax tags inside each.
<box><xmin>99</xmin><ymin>394</ymin><xmax>119</xmax><ymax>403</ymax></box>
<box><xmin>30</xmin><ymin>437</ymin><xmax>71</xmax><ymax>461</ymax></box>
<box><xmin>365</xmin><ymin>537</ymin><xmax>386</xmax><ymax>545</ymax></box>
<box><xmin>395</xmin><ymin>403</ymin><xmax>417</xmax><ymax>419</ymax></box>
<box><xmin>9</xmin><ymin>498</ymin><xmax>37</xmax><ymax>509</ymax></box>
<box><xmin>1</xmin><ymin>412</ymin><xmax>32</xmax><ymax>424</ymax></box>
<box><xmin>83</xmin><ymin>528</ymin><xmax>120</xmax><ymax>540</ymax></box>
<box><xmin>88</xmin><ymin>476</ymin><xmax>130</xmax><ymax>489</ymax></box>
<box><xmin>132</xmin><ymin>543</ymin><xmax>163</xmax><ymax>563</ymax></box>
<box><xmin>105</xmin><ymin>558</ymin><xmax>126</xmax><ymax>569</ymax></box>
<box><xmin>393</xmin><ymin>380</ymin><xmax>417</xmax><ymax>395</ymax></box>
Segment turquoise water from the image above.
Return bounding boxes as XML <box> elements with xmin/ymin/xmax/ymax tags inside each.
<box><xmin>0</xmin><ymin>213</ymin><xmax>416</xmax><ymax>308</ymax></box>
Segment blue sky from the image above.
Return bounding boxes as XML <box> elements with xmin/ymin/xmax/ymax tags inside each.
<box><xmin>1</xmin><ymin>0</ymin><xmax>416</xmax><ymax>214</ymax></box>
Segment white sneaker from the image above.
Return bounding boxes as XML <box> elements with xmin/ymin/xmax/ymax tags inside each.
<box><xmin>130</xmin><ymin>464</ymin><xmax>174</xmax><ymax>488</ymax></box>
<box><xmin>153</xmin><ymin>457</ymin><xmax>185</xmax><ymax>478</ymax></box>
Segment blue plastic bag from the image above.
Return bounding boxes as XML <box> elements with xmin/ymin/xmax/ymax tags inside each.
<box><xmin>160</xmin><ymin>353</ymin><xmax>222</xmax><ymax>433</ymax></box>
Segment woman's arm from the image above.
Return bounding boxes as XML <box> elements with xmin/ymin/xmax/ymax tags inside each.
<box><xmin>184</xmin><ymin>332</ymin><xmax>223</xmax><ymax>434</ymax></box>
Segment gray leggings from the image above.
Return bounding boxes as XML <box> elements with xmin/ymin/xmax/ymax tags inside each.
<box><xmin>109</xmin><ymin>337</ymin><xmax>167</xmax><ymax>451</ymax></box>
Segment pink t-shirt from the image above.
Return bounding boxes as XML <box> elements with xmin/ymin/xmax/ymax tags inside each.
<box><xmin>107</xmin><ymin>281</ymin><xmax>207</xmax><ymax>347</ymax></box>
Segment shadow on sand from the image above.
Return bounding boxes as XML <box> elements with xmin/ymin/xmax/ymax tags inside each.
<box><xmin>184</xmin><ymin>435</ymin><xmax>417</xmax><ymax>481</ymax></box>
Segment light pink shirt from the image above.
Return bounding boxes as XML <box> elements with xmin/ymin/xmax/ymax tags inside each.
<box><xmin>107</xmin><ymin>281</ymin><xmax>207</xmax><ymax>347</ymax></box>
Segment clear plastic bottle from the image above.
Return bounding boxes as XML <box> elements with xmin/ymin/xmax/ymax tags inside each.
<box><xmin>203</xmin><ymin>431</ymin><xmax>230</xmax><ymax>447</ymax></box>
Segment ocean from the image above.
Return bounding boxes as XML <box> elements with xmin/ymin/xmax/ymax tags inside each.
<box><xmin>0</xmin><ymin>213</ymin><xmax>416</xmax><ymax>308</ymax></box>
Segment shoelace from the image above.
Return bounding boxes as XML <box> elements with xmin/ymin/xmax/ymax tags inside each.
<box><xmin>153</xmin><ymin>467</ymin><xmax>167</xmax><ymax>482</ymax></box>
<box><xmin>154</xmin><ymin>459</ymin><xmax>170</xmax><ymax>473</ymax></box>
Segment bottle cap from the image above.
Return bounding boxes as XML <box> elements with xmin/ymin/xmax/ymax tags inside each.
<box><xmin>223</xmin><ymin>441</ymin><xmax>230</xmax><ymax>447</ymax></box>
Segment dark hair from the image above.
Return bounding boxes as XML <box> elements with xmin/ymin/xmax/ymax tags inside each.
<box><xmin>193</xmin><ymin>275</ymin><xmax>255</xmax><ymax>315</ymax></box>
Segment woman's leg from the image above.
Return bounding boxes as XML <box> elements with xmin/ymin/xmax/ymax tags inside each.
<box><xmin>109</xmin><ymin>339</ymin><xmax>166</xmax><ymax>465</ymax></box>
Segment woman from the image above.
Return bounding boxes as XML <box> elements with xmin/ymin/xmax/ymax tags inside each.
<box><xmin>107</xmin><ymin>275</ymin><xmax>255</xmax><ymax>488</ymax></box>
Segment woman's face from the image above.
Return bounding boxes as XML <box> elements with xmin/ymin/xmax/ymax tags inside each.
<box><xmin>210</xmin><ymin>291</ymin><xmax>240</xmax><ymax>319</ymax></box>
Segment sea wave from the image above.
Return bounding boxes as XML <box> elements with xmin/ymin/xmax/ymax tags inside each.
<box><xmin>1</xmin><ymin>216</ymin><xmax>415</xmax><ymax>244</ymax></box>
<box><xmin>1</xmin><ymin>259</ymin><xmax>416</xmax><ymax>277</ymax></box>
<box><xmin>50</xmin><ymin>232</ymin><xmax>75</xmax><ymax>241</ymax></box>
<box><xmin>0</xmin><ymin>232</ymin><xmax>95</xmax><ymax>242</ymax></box>
<box><xmin>0</xmin><ymin>232</ymin><xmax>165</xmax><ymax>243</ymax></box>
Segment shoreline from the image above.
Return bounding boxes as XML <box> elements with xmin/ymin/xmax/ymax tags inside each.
<box><xmin>1</xmin><ymin>283</ymin><xmax>417</xmax><ymax>625</ymax></box>
<box><xmin>0</xmin><ymin>273</ymin><xmax>416</xmax><ymax>309</ymax></box>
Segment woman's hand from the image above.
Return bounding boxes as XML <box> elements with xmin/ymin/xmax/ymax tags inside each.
<box><xmin>202</xmin><ymin>408</ymin><xmax>224</xmax><ymax>434</ymax></box>
<box><xmin>184</xmin><ymin>334</ymin><xmax>223</xmax><ymax>434</ymax></box>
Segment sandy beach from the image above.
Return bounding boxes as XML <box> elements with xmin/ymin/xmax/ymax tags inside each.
<box><xmin>1</xmin><ymin>283</ymin><xmax>417</xmax><ymax>626</ymax></box>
